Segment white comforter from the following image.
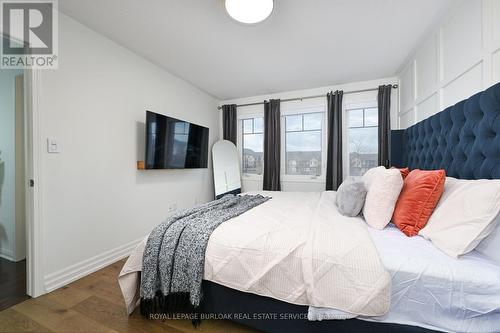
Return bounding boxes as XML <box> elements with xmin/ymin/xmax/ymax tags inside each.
<box><xmin>119</xmin><ymin>191</ymin><xmax>391</xmax><ymax>316</ymax></box>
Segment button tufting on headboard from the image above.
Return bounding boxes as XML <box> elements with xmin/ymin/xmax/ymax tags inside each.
<box><xmin>393</xmin><ymin>82</ymin><xmax>500</xmax><ymax>180</ymax></box>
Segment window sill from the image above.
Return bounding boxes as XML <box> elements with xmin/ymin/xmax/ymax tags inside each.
<box><xmin>241</xmin><ymin>177</ymin><xmax>325</xmax><ymax>184</ymax></box>
<box><xmin>241</xmin><ymin>175</ymin><xmax>263</xmax><ymax>182</ymax></box>
<box><xmin>281</xmin><ymin>177</ymin><xmax>326</xmax><ymax>184</ymax></box>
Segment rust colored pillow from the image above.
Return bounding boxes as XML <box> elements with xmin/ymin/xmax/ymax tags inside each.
<box><xmin>392</xmin><ymin>167</ymin><xmax>410</xmax><ymax>179</ymax></box>
<box><xmin>392</xmin><ymin>169</ymin><xmax>446</xmax><ymax>236</ymax></box>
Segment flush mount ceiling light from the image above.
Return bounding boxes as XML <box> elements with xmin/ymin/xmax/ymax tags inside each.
<box><xmin>225</xmin><ymin>0</ymin><xmax>274</xmax><ymax>24</ymax></box>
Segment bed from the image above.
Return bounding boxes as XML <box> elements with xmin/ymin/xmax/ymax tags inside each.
<box><xmin>119</xmin><ymin>193</ymin><xmax>500</xmax><ymax>333</ymax></box>
<box><xmin>120</xmin><ymin>191</ymin><xmax>391</xmax><ymax>317</ymax></box>
<box><xmin>119</xmin><ymin>82</ymin><xmax>500</xmax><ymax>332</ymax></box>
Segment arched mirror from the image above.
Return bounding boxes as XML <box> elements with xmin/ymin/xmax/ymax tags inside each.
<box><xmin>212</xmin><ymin>140</ymin><xmax>241</xmax><ymax>199</ymax></box>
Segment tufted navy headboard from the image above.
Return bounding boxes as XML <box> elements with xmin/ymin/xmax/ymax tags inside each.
<box><xmin>391</xmin><ymin>82</ymin><xmax>500</xmax><ymax>179</ymax></box>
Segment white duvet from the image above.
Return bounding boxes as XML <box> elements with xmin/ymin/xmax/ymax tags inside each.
<box><xmin>119</xmin><ymin>191</ymin><xmax>391</xmax><ymax>317</ymax></box>
<box><xmin>365</xmin><ymin>225</ymin><xmax>500</xmax><ymax>333</ymax></box>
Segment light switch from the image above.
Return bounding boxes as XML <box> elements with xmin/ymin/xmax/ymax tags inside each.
<box><xmin>47</xmin><ymin>138</ymin><xmax>61</xmax><ymax>153</ymax></box>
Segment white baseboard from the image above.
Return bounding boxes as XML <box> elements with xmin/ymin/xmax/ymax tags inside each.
<box><xmin>0</xmin><ymin>247</ymin><xmax>14</xmax><ymax>261</ymax></box>
<box><xmin>43</xmin><ymin>237</ymin><xmax>143</xmax><ymax>293</ymax></box>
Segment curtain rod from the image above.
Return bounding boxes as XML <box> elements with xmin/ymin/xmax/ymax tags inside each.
<box><xmin>217</xmin><ymin>84</ymin><xmax>398</xmax><ymax>110</ymax></box>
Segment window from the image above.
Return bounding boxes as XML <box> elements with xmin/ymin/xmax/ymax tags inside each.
<box><xmin>346</xmin><ymin>107</ymin><xmax>378</xmax><ymax>176</ymax></box>
<box><xmin>241</xmin><ymin>117</ymin><xmax>263</xmax><ymax>174</ymax></box>
<box><xmin>284</xmin><ymin>112</ymin><xmax>323</xmax><ymax>176</ymax></box>
<box><xmin>173</xmin><ymin>121</ymin><xmax>189</xmax><ymax>141</ymax></box>
<box><xmin>172</xmin><ymin>121</ymin><xmax>189</xmax><ymax>159</ymax></box>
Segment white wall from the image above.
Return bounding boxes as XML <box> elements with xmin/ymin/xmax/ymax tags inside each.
<box><xmin>398</xmin><ymin>0</ymin><xmax>500</xmax><ymax>128</ymax></box>
<box><xmin>220</xmin><ymin>77</ymin><xmax>398</xmax><ymax>192</ymax></box>
<box><xmin>0</xmin><ymin>67</ymin><xmax>23</xmax><ymax>261</ymax></box>
<box><xmin>39</xmin><ymin>14</ymin><xmax>219</xmax><ymax>292</ymax></box>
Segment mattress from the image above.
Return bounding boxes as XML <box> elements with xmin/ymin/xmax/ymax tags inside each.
<box><xmin>362</xmin><ymin>224</ymin><xmax>500</xmax><ymax>333</ymax></box>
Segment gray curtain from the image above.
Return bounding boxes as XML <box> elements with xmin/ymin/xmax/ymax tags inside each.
<box><xmin>377</xmin><ymin>85</ymin><xmax>392</xmax><ymax>167</ymax></box>
<box><xmin>263</xmin><ymin>99</ymin><xmax>281</xmax><ymax>191</ymax></box>
<box><xmin>222</xmin><ymin>104</ymin><xmax>237</xmax><ymax>145</ymax></box>
<box><xmin>326</xmin><ymin>90</ymin><xmax>343</xmax><ymax>191</ymax></box>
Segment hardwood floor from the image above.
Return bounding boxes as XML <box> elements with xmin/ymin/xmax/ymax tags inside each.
<box><xmin>0</xmin><ymin>259</ymin><xmax>261</xmax><ymax>333</ymax></box>
<box><xmin>0</xmin><ymin>258</ymin><xmax>30</xmax><ymax>311</ymax></box>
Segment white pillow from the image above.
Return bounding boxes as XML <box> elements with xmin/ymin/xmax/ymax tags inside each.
<box><xmin>362</xmin><ymin>166</ymin><xmax>385</xmax><ymax>189</ymax></box>
<box><xmin>419</xmin><ymin>177</ymin><xmax>500</xmax><ymax>258</ymax></box>
<box><xmin>474</xmin><ymin>214</ymin><xmax>500</xmax><ymax>265</ymax></box>
<box><xmin>362</xmin><ymin>167</ymin><xmax>403</xmax><ymax>230</ymax></box>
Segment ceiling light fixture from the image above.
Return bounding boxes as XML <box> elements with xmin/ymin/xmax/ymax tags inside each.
<box><xmin>225</xmin><ymin>0</ymin><xmax>274</xmax><ymax>24</ymax></box>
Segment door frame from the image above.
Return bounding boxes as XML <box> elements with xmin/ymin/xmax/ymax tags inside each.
<box><xmin>24</xmin><ymin>68</ymin><xmax>43</xmax><ymax>297</ymax></box>
<box><xmin>2</xmin><ymin>33</ymin><xmax>44</xmax><ymax>297</ymax></box>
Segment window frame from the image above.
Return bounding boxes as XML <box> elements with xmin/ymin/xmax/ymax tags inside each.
<box><xmin>280</xmin><ymin>105</ymin><xmax>327</xmax><ymax>183</ymax></box>
<box><xmin>343</xmin><ymin>101</ymin><xmax>378</xmax><ymax>178</ymax></box>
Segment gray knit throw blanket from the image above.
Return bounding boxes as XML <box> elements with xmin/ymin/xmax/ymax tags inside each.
<box><xmin>140</xmin><ymin>194</ymin><xmax>270</xmax><ymax>321</ymax></box>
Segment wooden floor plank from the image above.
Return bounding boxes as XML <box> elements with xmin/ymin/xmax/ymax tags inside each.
<box><xmin>73</xmin><ymin>295</ymin><xmax>184</xmax><ymax>333</ymax></box>
<box><xmin>72</xmin><ymin>277</ymin><xmax>125</xmax><ymax>307</ymax></box>
<box><xmin>13</xmin><ymin>297</ymin><xmax>118</xmax><ymax>333</ymax></box>
<box><xmin>44</xmin><ymin>285</ymin><xmax>92</xmax><ymax>309</ymax></box>
<box><xmin>0</xmin><ymin>258</ymin><xmax>30</xmax><ymax>312</ymax></box>
<box><xmin>0</xmin><ymin>258</ymin><xmax>261</xmax><ymax>333</ymax></box>
<box><xmin>0</xmin><ymin>308</ymin><xmax>51</xmax><ymax>332</ymax></box>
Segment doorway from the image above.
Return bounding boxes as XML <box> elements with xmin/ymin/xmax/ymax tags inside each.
<box><xmin>0</xmin><ymin>37</ymin><xmax>30</xmax><ymax>310</ymax></box>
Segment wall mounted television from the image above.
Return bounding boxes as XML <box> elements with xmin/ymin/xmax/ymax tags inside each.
<box><xmin>145</xmin><ymin>111</ymin><xmax>209</xmax><ymax>169</ymax></box>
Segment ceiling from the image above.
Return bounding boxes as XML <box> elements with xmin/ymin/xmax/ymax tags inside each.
<box><xmin>59</xmin><ymin>0</ymin><xmax>453</xmax><ymax>100</ymax></box>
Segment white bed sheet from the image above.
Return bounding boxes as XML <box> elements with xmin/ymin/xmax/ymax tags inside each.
<box><xmin>119</xmin><ymin>191</ymin><xmax>391</xmax><ymax>316</ymax></box>
<box><xmin>362</xmin><ymin>224</ymin><xmax>500</xmax><ymax>333</ymax></box>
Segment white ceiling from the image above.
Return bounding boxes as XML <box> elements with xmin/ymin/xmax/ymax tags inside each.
<box><xmin>59</xmin><ymin>0</ymin><xmax>452</xmax><ymax>100</ymax></box>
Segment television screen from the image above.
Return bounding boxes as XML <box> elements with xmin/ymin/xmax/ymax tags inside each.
<box><xmin>145</xmin><ymin>111</ymin><xmax>209</xmax><ymax>169</ymax></box>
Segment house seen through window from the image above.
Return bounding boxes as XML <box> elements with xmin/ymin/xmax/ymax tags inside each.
<box><xmin>242</xmin><ymin>117</ymin><xmax>263</xmax><ymax>174</ymax></box>
<box><xmin>285</xmin><ymin>113</ymin><xmax>323</xmax><ymax>176</ymax></box>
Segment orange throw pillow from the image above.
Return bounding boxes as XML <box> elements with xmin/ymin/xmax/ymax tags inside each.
<box><xmin>392</xmin><ymin>169</ymin><xmax>446</xmax><ymax>236</ymax></box>
<box><xmin>392</xmin><ymin>167</ymin><xmax>410</xmax><ymax>179</ymax></box>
